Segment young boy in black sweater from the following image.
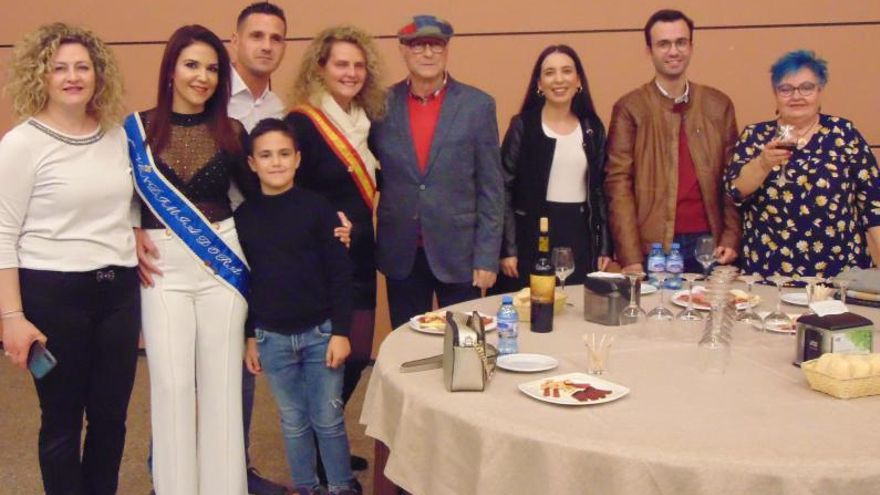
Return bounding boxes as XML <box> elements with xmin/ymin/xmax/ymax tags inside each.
<box><xmin>236</xmin><ymin>118</ymin><xmax>359</xmax><ymax>495</ymax></box>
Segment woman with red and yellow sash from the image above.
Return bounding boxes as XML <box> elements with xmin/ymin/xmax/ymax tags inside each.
<box><xmin>285</xmin><ymin>26</ymin><xmax>385</xmax><ymax>420</ymax></box>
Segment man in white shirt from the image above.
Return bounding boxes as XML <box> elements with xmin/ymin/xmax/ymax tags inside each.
<box><xmin>228</xmin><ymin>3</ymin><xmax>289</xmax><ymax>494</ymax></box>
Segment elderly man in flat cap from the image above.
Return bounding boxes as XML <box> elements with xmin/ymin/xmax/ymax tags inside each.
<box><xmin>372</xmin><ymin>15</ymin><xmax>504</xmax><ymax>328</ymax></box>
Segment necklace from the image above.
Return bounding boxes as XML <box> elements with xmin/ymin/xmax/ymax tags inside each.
<box><xmin>794</xmin><ymin>117</ymin><xmax>820</xmax><ymax>148</ymax></box>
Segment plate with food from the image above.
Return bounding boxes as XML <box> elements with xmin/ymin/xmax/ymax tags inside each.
<box><xmin>408</xmin><ymin>311</ymin><xmax>497</xmax><ymax>335</ymax></box>
<box><xmin>753</xmin><ymin>312</ymin><xmax>800</xmax><ymax>333</ymax></box>
<box><xmin>671</xmin><ymin>287</ymin><xmax>759</xmax><ymax>311</ymax></box>
<box><xmin>497</xmin><ymin>353</ymin><xmax>559</xmax><ymax>373</ymax></box>
<box><xmin>518</xmin><ymin>372</ymin><xmax>629</xmax><ymax>406</ymax></box>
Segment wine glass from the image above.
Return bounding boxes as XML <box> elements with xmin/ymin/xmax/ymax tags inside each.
<box><xmin>737</xmin><ymin>273</ymin><xmax>764</xmax><ymax>330</ymax></box>
<box><xmin>620</xmin><ymin>271</ymin><xmax>647</xmax><ymax>325</ymax></box>
<box><xmin>800</xmin><ymin>275</ymin><xmax>824</xmax><ymax>315</ymax></box>
<box><xmin>765</xmin><ymin>274</ymin><xmax>794</xmax><ymax>333</ymax></box>
<box><xmin>552</xmin><ymin>247</ymin><xmax>575</xmax><ymax>304</ymax></box>
<box><xmin>676</xmin><ymin>272</ymin><xmax>704</xmax><ymax>321</ymax></box>
<box><xmin>694</xmin><ymin>235</ymin><xmax>716</xmax><ymax>279</ymax></box>
<box><xmin>833</xmin><ymin>266</ymin><xmax>853</xmax><ymax>305</ymax></box>
<box><xmin>773</xmin><ymin>124</ymin><xmax>797</xmax><ymax>187</ymax></box>
<box><xmin>646</xmin><ymin>272</ymin><xmax>674</xmax><ymax>321</ymax></box>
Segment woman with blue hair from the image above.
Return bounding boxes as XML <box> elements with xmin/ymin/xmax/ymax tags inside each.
<box><xmin>724</xmin><ymin>50</ymin><xmax>880</xmax><ymax>280</ymax></box>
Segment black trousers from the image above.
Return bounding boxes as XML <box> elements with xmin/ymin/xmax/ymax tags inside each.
<box><xmin>20</xmin><ymin>267</ymin><xmax>141</xmax><ymax>495</ymax></box>
<box><xmin>386</xmin><ymin>248</ymin><xmax>480</xmax><ymax>329</ymax></box>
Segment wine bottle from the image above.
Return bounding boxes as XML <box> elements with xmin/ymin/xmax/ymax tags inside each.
<box><xmin>530</xmin><ymin>217</ymin><xmax>555</xmax><ymax>333</ymax></box>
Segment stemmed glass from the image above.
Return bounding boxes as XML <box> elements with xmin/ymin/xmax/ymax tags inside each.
<box><xmin>676</xmin><ymin>272</ymin><xmax>704</xmax><ymax>321</ymax></box>
<box><xmin>552</xmin><ymin>247</ymin><xmax>575</xmax><ymax>305</ymax></box>
<box><xmin>800</xmin><ymin>276</ymin><xmax>824</xmax><ymax>315</ymax></box>
<box><xmin>647</xmin><ymin>272</ymin><xmax>674</xmax><ymax>321</ymax></box>
<box><xmin>736</xmin><ymin>273</ymin><xmax>763</xmax><ymax>327</ymax></box>
<box><xmin>620</xmin><ymin>271</ymin><xmax>647</xmax><ymax>325</ymax></box>
<box><xmin>833</xmin><ymin>266</ymin><xmax>853</xmax><ymax>305</ymax></box>
<box><xmin>773</xmin><ymin>124</ymin><xmax>797</xmax><ymax>187</ymax></box>
<box><xmin>765</xmin><ymin>274</ymin><xmax>794</xmax><ymax>333</ymax></box>
<box><xmin>694</xmin><ymin>235</ymin><xmax>716</xmax><ymax>279</ymax></box>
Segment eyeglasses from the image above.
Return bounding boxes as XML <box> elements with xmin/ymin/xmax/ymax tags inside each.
<box><xmin>405</xmin><ymin>41</ymin><xmax>447</xmax><ymax>54</ymax></box>
<box><xmin>775</xmin><ymin>82</ymin><xmax>819</xmax><ymax>97</ymax></box>
<box><xmin>652</xmin><ymin>38</ymin><xmax>691</xmax><ymax>52</ymax></box>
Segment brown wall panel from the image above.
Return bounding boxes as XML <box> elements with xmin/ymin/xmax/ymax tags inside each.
<box><xmin>1</xmin><ymin>1</ymin><xmax>879</xmax><ymax>345</ymax></box>
<box><xmin>1</xmin><ymin>0</ymin><xmax>877</xmax><ymax>45</ymax></box>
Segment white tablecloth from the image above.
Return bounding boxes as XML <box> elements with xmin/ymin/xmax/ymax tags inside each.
<box><xmin>361</xmin><ymin>285</ymin><xmax>880</xmax><ymax>495</ymax></box>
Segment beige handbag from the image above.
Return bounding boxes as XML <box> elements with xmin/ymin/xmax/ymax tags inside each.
<box><xmin>442</xmin><ymin>311</ymin><xmax>498</xmax><ymax>392</ymax></box>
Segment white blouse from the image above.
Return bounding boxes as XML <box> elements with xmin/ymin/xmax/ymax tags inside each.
<box><xmin>0</xmin><ymin>119</ymin><xmax>137</xmax><ymax>271</ymax></box>
<box><xmin>543</xmin><ymin>122</ymin><xmax>588</xmax><ymax>203</ymax></box>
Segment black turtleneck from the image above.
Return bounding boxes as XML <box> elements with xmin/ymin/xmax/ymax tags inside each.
<box><xmin>234</xmin><ymin>185</ymin><xmax>353</xmax><ymax>338</ymax></box>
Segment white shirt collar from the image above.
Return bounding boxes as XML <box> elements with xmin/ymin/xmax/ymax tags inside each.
<box><xmin>655</xmin><ymin>79</ymin><xmax>690</xmax><ymax>104</ymax></box>
<box><xmin>231</xmin><ymin>65</ymin><xmax>269</xmax><ymax>101</ymax></box>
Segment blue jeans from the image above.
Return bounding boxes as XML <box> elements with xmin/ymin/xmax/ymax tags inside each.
<box><xmin>255</xmin><ymin>321</ymin><xmax>355</xmax><ymax>493</ymax></box>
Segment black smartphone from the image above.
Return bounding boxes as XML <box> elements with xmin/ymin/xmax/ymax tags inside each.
<box><xmin>27</xmin><ymin>341</ymin><xmax>57</xmax><ymax>379</ymax></box>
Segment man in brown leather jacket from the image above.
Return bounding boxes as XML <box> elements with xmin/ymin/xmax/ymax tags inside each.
<box><xmin>605</xmin><ymin>9</ymin><xmax>740</xmax><ymax>273</ymax></box>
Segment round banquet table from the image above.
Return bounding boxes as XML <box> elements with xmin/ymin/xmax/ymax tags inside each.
<box><xmin>360</xmin><ymin>284</ymin><xmax>880</xmax><ymax>495</ymax></box>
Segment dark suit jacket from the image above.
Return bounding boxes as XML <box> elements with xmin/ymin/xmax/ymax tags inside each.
<box><xmin>372</xmin><ymin>77</ymin><xmax>503</xmax><ymax>283</ymax></box>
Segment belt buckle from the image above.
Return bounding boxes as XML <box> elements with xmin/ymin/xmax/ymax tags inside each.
<box><xmin>96</xmin><ymin>269</ymin><xmax>116</xmax><ymax>283</ymax></box>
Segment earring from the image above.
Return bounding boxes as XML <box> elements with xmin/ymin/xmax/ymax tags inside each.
<box><xmin>576</xmin><ymin>86</ymin><xmax>583</xmax><ymax>94</ymax></box>
<box><xmin>536</xmin><ymin>88</ymin><xmax>545</xmax><ymax>97</ymax></box>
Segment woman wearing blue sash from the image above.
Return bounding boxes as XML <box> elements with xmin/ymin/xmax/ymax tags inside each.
<box><xmin>285</xmin><ymin>27</ymin><xmax>385</xmax><ymax>417</ymax></box>
<box><xmin>129</xmin><ymin>25</ymin><xmax>258</xmax><ymax>495</ymax></box>
<box><xmin>0</xmin><ymin>24</ymin><xmax>140</xmax><ymax>494</ymax></box>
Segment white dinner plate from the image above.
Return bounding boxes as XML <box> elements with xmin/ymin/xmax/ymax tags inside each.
<box><xmin>496</xmin><ymin>353</ymin><xmax>558</xmax><ymax>373</ymax></box>
<box><xmin>408</xmin><ymin>312</ymin><xmax>497</xmax><ymax>335</ymax></box>
<box><xmin>671</xmin><ymin>286</ymin><xmax>760</xmax><ymax>311</ymax></box>
<box><xmin>640</xmin><ymin>284</ymin><xmax>658</xmax><ymax>295</ymax></box>
<box><xmin>753</xmin><ymin>312</ymin><xmax>800</xmax><ymax>334</ymax></box>
<box><xmin>518</xmin><ymin>372</ymin><xmax>630</xmax><ymax>406</ymax></box>
<box><xmin>781</xmin><ymin>292</ymin><xmax>809</xmax><ymax>306</ymax></box>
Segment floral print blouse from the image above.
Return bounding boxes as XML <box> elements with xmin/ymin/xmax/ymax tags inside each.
<box><xmin>724</xmin><ymin>114</ymin><xmax>880</xmax><ymax>279</ymax></box>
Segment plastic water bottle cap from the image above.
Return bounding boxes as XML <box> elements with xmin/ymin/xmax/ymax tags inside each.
<box><xmin>501</xmin><ymin>295</ymin><xmax>513</xmax><ymax>304</ymax></box>
<box><xmin>671</xmin><ymin>243</ymin><xmax>680</xmax><ymax>249</ymax></box>
<box><xmin>651</xmin><ymin>242</ymin><xmax>662</xmax><ymax>248</ymax></box>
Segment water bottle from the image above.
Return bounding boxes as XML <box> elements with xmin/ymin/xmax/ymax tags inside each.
<box><xmin>646</xmin><ymin>243</ymin><xmax>666</xmax><ymax>288</ymax></box>
<box><xmin>665</xmin><ymin>242</ymin><xmax>684</xmax><ymax>290</ymax></box>
<box><xmin>496</xmin><ymin>295</ymin><xmax>519</xmax><ymax>355</ymax></box>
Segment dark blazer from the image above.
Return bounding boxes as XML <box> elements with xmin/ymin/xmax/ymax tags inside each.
<box><xmin>372</xmin><ymin>77</ymin><xmax>504</xmax><ymax>283</ymax></box>
<box><xmin>500</xmin><ymin>107</ymin><xmax>612</xmax><ymax>269</ymax></box>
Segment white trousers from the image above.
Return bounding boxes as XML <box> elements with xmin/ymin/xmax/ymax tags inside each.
<box><xmin>142</xmin><ymin>218</ymin><xmax>247</xmax><ymax>495</ymax></box>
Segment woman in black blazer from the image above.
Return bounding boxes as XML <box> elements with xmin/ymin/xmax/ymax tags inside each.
<box><xmin>496</xmin><ymin>44</ymin><xmax>612</xmax><ymax>292</ymax></box>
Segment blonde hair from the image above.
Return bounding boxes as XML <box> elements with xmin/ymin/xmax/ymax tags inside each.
<box><xmin>4</xmin><ymin>23</ymin><xmax>125</xmax><ymax>128</ymax></box>
<box><xmin>291</xmin><ymin>25</ymin><xmax>386</xmax><ymax>120</ymax></box>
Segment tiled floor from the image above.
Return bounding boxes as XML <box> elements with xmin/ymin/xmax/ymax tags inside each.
<box><xmin>0</xmin><ymin>355</ymin><xmax>375</xmax><ymax>494</ymax></box>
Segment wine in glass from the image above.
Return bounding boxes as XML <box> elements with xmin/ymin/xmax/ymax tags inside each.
<box><xmin>646</xmin><ymin>272</ymin><xmax>674</xmax><ymax>321</ymax></box>
<box><xmin>765</xmin><ymin>274</ymin><xmax>794</xmax><ymax>333</ymax></box>
<box><xmin>694</xmin><ymin>235</ymin><xmax>716</xmax><ymax>279</ymax></box>
<box><xmin>773</xmin><ymin>124</ymin><xmax>797</xmax><ymax>187</ymax></box>
<box><xmin>675</xmin><ymin>272</ymin><xmax>704</xmax><ymax>321</ymax></box>
<box><xmin>736</xmin><ymin>273</ymin><xmax>764</xmax><ymax>329</ymax></box>
<box><xmin>620</xmin><ymin>271</ymin><xmax>647</xmax><ymax>325</ymax></box>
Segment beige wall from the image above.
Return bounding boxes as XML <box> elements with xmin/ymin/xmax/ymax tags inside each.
<box><xmin>1</xmin><ymin>1</ymin><xmax>879</xmax><ymax>343</ymax></box>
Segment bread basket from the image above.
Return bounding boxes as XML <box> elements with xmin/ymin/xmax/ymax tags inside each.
<box><xmin>801</xmin><ymin>356</ymin><xmax>880</xmax><ymax>399</ymax></box>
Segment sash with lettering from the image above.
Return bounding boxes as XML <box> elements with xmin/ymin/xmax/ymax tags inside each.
<box><xmin>123</xmin><ymin>112</ymin><xmax>249</xmax><ymax>298</ymax></box>
<box><xmin>291</xmin><ymin>104</ymin><xmax>376</xmax><ymax>210</ymax></box>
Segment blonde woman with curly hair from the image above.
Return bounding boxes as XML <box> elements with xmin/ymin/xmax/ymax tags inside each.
<box><xmin>278</xmin><ymin>24</ymin><xmax>384</xmax><ymax>485</ymax></box>
<box><xmin>0</xmin><ymin>23</ymin><xmax>140</xmax><ymax>494</ymax></box>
